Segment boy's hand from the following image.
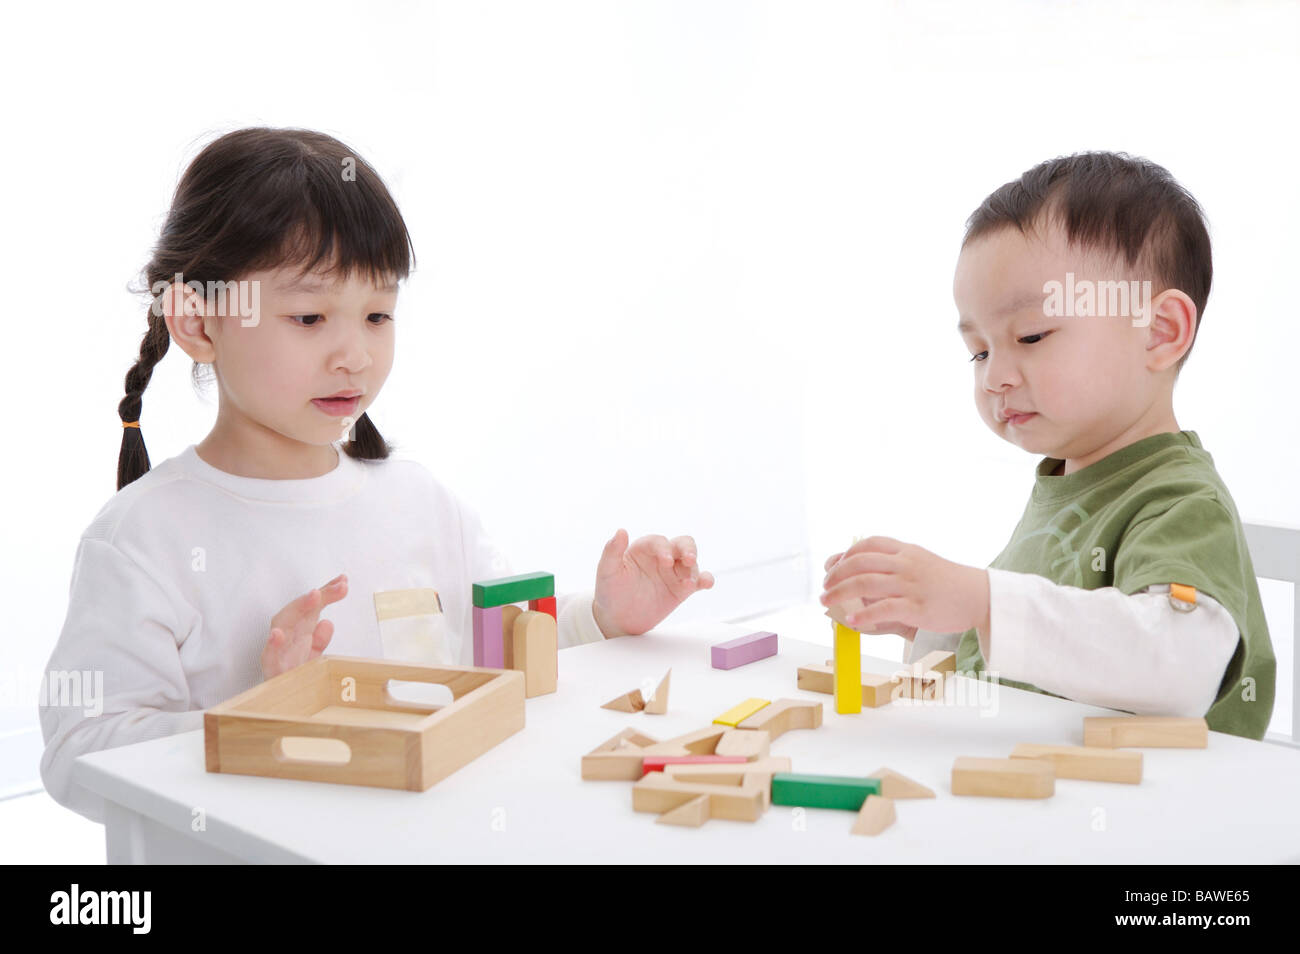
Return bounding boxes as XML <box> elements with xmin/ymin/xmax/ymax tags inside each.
<box><xmin>822</xmin><ymin>551</ymin><xmax>918</xmax><ymax>639</ymax></box>
<box><xmin>262</xmin><ymin>574</ymin><xmax>347</xmax><ymax>680</ymax></box>
<box><xmin>592</xmin><ymin>530</ymin><xmax>715</xmax><ymax>638</ymax></box>
<box><xmin>820</xmin><ymin>537</ymin><xmax>989</xmax><ymax>637</ymax></box>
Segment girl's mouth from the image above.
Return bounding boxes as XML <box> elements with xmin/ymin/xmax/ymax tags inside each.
<box><xmin>312</xmin><ymin>396</ymin><xmax>360</xmax><ymax>417</ymax></box>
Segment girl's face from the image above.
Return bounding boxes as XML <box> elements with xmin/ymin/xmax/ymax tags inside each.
<box><xmin>201</xmin><ymin>263</ymin><xmax>398</xmax><ymax>451</ymax></box>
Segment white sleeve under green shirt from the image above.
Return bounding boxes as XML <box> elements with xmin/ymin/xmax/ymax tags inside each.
<box><xmin>39</xmin><ymin>442</ymin><xmax>607</xmax><ymax>823</ymax></box>
<box><xmin>950</xmin><ymin>430</ymin><xmax>1276</xmax><ymax>741</ymax></box>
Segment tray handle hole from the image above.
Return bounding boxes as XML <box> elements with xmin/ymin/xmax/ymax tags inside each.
<box><xmin>274</xmin><ymin>737</ymin><xmax>352</xmax><ymax>764</ymax></box>
<box><xmin>385</xmin><ymin>679</ymin><xmax>454</xmax><ymax>711</ymax></box>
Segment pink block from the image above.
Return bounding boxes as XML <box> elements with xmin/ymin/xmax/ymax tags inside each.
<box><xmin>711</xmin><ymin>631</ymin><xmax>778</xmax><ymax>670</ymax></box>
<box><xmin>473</xmin><ymin>604</ymin><xmax>504</xmax><ymax>667</ymax></box>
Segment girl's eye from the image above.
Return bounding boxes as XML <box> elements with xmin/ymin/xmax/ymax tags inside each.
<box><xmin>290</xmin><ymin>314</ymin><xmax>322</xmax><ymax>326</ymax></box>
<box><xmin>969</xmin><ymin>351</ymin><xmax>988</xmax><ymax>362</ymax></box>
<box><xmin>1019</xmin><ymin>332</ymin><xmax>1050</xmax><ymax>344</ymax></box>
<box><xmin>368</xmin><ymin>313</ymin><xmax>393</xmax><ymax>324</ymax></box>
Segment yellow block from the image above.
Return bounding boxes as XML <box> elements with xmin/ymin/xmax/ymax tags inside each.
<box><xmin>713</xmin><ymin>697</ymin><xmax>771</xmax><ymax>727</ymax></box>
<box><xmin>834</xmin><ymin>623</ymin><xmax>862</xmax><ymax>713</ymax></box>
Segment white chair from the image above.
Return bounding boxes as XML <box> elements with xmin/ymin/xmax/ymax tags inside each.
<box><xmin>1242</xmin><ymin>521</ymin><xmax>1300</xmax><ymax>748</ymax></box>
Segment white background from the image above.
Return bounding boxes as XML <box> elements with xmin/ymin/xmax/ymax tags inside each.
<box><xmin>1</xmin><ymin>0</ymin><xmax>1296</xmax><ymax>852</ymax></box>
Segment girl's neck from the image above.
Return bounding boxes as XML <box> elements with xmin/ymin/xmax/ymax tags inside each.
<box><xmin>195</xmin><ymin>430</ymin><xmax>340</xmax><ymax>480</ymax></box>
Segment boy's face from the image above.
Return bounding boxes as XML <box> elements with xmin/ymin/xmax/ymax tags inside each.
<box><xmin>953</xmin><ymin>218</ymin><xmax>1157</xmax><ymax>465</ymax></box>
<box><xmin>201</xmin><ymin>262</ymin><xmax>398</xmax><ymax>448</ymax></box>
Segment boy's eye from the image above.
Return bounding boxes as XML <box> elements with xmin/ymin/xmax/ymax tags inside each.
<box><xmin>290</xmin><ymin>314</ymin><xmax>322</xmax><ymax>326</ymax></box>
<box><xmin>368</xmin><ymin>313</ymin><xmax>393</xmax><ymax>324</ymax></box>
<box><xmin>969</xmin><ymin>351</ymin><xmax>988</xmax><ymax>363</ymax></box>
<box><xmin>969</xmin><ymin>330</ymin><xmax>1052</xmax><ymax>362</ymax></box>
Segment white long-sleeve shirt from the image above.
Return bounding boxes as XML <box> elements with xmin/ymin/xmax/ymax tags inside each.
<box><xmin>906</xmin><ymin>567</ymin><xmax>1240</xmax><ymax>717</ymax></box>
<box><xmin>39</xmin><ymin>442</ymin><xmax>606</xmax><ymax>823</ymax></box>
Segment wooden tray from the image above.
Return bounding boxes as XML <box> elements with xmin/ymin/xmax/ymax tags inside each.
<box><xmin>204</xmin><ymin>656</ymin><xmax>525</xmax><ymax>791</ymax></box>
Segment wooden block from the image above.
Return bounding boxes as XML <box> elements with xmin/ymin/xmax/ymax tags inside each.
<box><xmin>527</xmin><ymin>595</ymin><xmax>557</xmax><ymax>620</ymax></box>
<box><xmin>951</xmin><ymin>757</ymin><xmax>1054</xmax><ymax>798</ymax></box>
<box><xmin>714</xmin><ymin>728</ymin><xmax>770</xmax><ymax>760</ymax></box>
<box><xmin>472</xmin><ymin>604</ymin><xmax>503</xmax><ymax>668</ymax></box>
<box><xmin>601</xmin><ymin>689</ymin><xmax>645</xmax><ymax>713</ymax></box>
<box><xmin>472</xmin><ymin>572</ymin><xmax>554</xmax><ymax>609</ymax></box>
<box><xmin>797</xmin><ymin>665</ymin><xmax>834</xmax><ymax>694</ymax></box>
<box><xmin>512</xmin><ymin>610</ymin><xmax>557</xmax><ymax>698</ymax></box>
<box><xmin>1083</xmin><ymin>716</ymin><xmax>1208</xmax><ymax>749</ymax></box>
<box><xmin>632</xmin><ymin>773</ymin><xmax>765</xmax><ymax>822</ymax></box>
<box><xmin>735</xmin><ymin>698</ymin><xmax>823</xmax><ymax>740</ymax></box>
<box><xmin>833</xmin><ymin>625</ymin><xmax>862</xmax><ymax>713</ymax></box>
<box><xmin>892</xmin><ymin>670</ymin><xmax>942</xmax><ymax>701</ymax></box>
<box><xmin>869</xmin><ymin>766</ymin><xmax>935</xmax><ymax>799</ymax></box>
<box><xmin>664</xmin><ymin>755</ymin><xmax>793</xmax><ymax>783</ymax></box>
<box><xmin>713</xmin><ymin>698</ymin><xmax>771</xmax><ymax>727</ymax></box>
<box><xmin>642</xmin><ymin>755</ymin><xmax>749</xmax><ymax>775</ymax></box>
<box><xmin>500</xmin><ymin>604</ymin><xmax>522</xmax><ymax>669</ymax></box>
<box><xmin>851</xmin><ymin>795</ymin><xmax>896</xmax><ymax>836</ymax></box>
<box><xmin>711</xmin><ymin>631</ymin><xmax>779</xmax><ymax>670</ymax></box>
<box><xmin>824</xmin><ymin>601</ymin><xmax>859</xmax><ymax>630</ymax></box>
<box><xmin>915</xmin><ymin>651</ymin><xmax>956</xmax><ymax>675</ymax></box>
<box><xmin>1010</xmin><ymin>744</ymin><xmax>1143</xmax><ymax>784</ymax></box>
<box><xmin>771</xmin><ymin>772</ymin><xmax>882</xmax><ymax>811</ymax></box>
<box><xmin>655</xmin><ymin>794</ymin><xmax>710</xmax><ymax>827</ymax></box>
<box><xmin>862</xmin><ymin>672</ymin><xmax>895</xmax><ymax>707</ymax></box>
<box><xmin>581</xmin><ymin>728</ymin><xmax>660</xmax><ymax>781</ymax></box>
<box><xmin>641</xmin><ymin>725</ymin><xmax>731</xmax><ymax>757</ymax></box>
<box><xmin>644</xmin><ymin>668</ymin><xmax>671</xmax><ymax>715</ymax></box>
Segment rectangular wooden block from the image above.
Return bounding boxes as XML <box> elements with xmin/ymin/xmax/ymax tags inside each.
<box><xmin>1082</xmin><ymin>716</ymin><xmax>1208</xmax><ymax>749</ymax></box>
<box><xmin>833</xmin><ymin>625</ymin><xmax>862</xmax><ymax>714</ymax></box>
<box><xmin>770</xmin><ymin>772</ymin><xmax>882</xmax><ymax>811</ymax></box>
<box><xmin>642</xmin><ymin>755</ymin><xmax>749</xmax><ymax>775</ymax></box>
<box><xmin>711</xmin><ymin>631</ymin><xmax>779</xmax><ymax>670</ymax></box>
<box><xmin>641</xmin><ymin>725</ymin><xmax>731</xmax><ymax>757</ymax></box>
<box><xmin>512</xmin><ymin>610</ymin><xmax>557</xmax><ymax>698</ymax></box>
<box><xmin>714</xmin><ymin>728</ymin><xmax>771</xmax><ymax>760</ymax></box>
<box><xmin>862</xmin><ymin>672</ymin><xmax>895</xmax><ymax>707</ymax></box>
<box><xmin>632</xmin><ymin>773</ymin><xmax>765</xmax><ymax>822</ymax></box>
<box><xmin>472</xmin><ymin>572</ymin><xmax>555</xmax><ymax>609</ymax></box>
<box><xmin>797</xmin><ymin>665</ymin><xmax>834</xmax><ymax>694</ymax></box>
<box><xmin>527</xmin><ymin>595</ymin><xmax>557</xmax><ymax>620</ymax></box>
<box><xmin>664</xmin><ymin>755</ymin><xmax>793</xmax><ymax>783</ymax></box>
<box><xmin>951</xmin><ymin>757</ymin><xmax>1055</xmax><ymax>798</ymax></box>
<box><xmin>1010</xmin><ymin>743</ymin><xmax>1142</xmax><ymax>784</ymax></box>
<box><xmin>713</xmin><ymin>698</ymin><xmax>771</xmax><ymax>727</ymax></box>
<box><xmin>735</xmin><ymin>698</ymin><xmax>823</xmax><ymax>740</ymax></box>
<box><xmin>472</xmin><ymin>605</ymin><xmax>503</xmax><ymax>668</ymax></box>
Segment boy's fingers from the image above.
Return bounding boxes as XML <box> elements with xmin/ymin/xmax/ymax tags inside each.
<box><xmin>822</xmin><ymin>574</ymin><xmax>896</xmax><ymax>607</ymax></box>
<box><xmin>849</xmin><ymin>596</ymin><xmax>913</xmax><ymax>628</ymax></box>
<box><xmin>844</xmin><ymin>536</ymin><xmax>904</xmax><ymax>560</ymax></box>
<box><xmin>669</xmin><ymin>536</ymin><xmax>698</xmax><ymax>566</ymax></box>
<box><xmin>823</xmin><ymin>552</ymin><xmax>897</xmax><ymax>589</ymax></box>
<box><xmin>823</xmin><ymin>552</ymin><xmax>844</xmax><ymax>572</ymax></box>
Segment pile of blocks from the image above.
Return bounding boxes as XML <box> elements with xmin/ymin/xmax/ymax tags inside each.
<box><xmin>472</xmin><ymin>572</ymin><xmax>558</xmax><ymax>698</ymax></box>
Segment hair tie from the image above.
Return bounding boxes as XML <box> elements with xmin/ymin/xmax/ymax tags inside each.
<box><xmin>122</xmin><ymin>421</ymin><xmax>141</xmax><ymax>428</ymax></box>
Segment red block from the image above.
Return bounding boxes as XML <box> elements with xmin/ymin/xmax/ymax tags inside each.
<box><xmin>640</xmin><ymin>755</ymin><xmax>749</xmax><ymax>776</ymax></box>
<box><xmin>529</xmin><ymin>596</ymin><xmax>557</xmax><ymax>621</ymax></box>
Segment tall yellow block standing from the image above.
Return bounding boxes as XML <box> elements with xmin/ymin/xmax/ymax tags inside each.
<box><xmin>833</xmin><ymin>623</ymin><xmax>861</xmax><ymax>713</ymax></box>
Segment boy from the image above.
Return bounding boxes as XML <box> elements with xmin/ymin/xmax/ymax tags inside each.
<box><xmin>819</xmin><ymin>151</ymin><xmax>1275</xmax><ymax>740</ymax></box>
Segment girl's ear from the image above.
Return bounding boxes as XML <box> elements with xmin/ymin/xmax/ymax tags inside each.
<box><xmin>161</xmin><ymin>281</ymin><xmax>217</xmax><ymax>364</ymax></box>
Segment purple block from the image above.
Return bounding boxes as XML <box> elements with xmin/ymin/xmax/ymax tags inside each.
<box><xmin>711</xmin><ymin>631</ymin><xmax>778</xmax><ymax>670</ymax></box>
<box><xmin>473</xmin><ymin>605</ymin><xmax>504</xmax><ymax>667</ymax></box>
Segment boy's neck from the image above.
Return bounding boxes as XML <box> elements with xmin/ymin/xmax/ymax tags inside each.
<box><xmin>1059</xmin><ymin>406</ymin><xmax>1181</xmax><ymax>476</ymax></box>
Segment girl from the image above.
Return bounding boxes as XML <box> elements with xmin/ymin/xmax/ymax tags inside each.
<box><xmin>40</xmin><ymin>127</ymin><xmax>714</xmax><ymax>823</ymax></box>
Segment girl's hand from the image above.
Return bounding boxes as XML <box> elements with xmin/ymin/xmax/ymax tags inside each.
<box><xmin>822</xmin><ymin>550</ymin><xmax>917</xmax><ymax>639</ymax></box>
<box><xmin>592</xmin><ymin>530</ymin><xmax>715</xmax><ymax>638</ymax></box>
<box><xmin>262</xmin><ymin>574</ymin><xmax>348</xmax><ymax>680</ymax></box>
<box><xmin>820</xmin><ymin>537</ymin><xmax>989</xmax><ymax>638</ymax></box>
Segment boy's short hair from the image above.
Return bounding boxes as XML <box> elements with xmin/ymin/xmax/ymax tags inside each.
<box><xmin>963</xmin><ymin>151</ymin><xmax>1212</xmax><ymax>372</ymax></box>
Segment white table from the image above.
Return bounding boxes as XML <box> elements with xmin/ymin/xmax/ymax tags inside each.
<box><xmin>75</xmin><ymin>612</ymin><xmax>1300</xmax><ymax>863</ymax></box>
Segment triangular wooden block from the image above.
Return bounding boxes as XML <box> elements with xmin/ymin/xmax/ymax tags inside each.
<box><xmin>870</xmin><ymin>767</ymin><xmax>935</xmax><ymax>799</ymax></box>
<box><xmin>655</xmin><ymin>793</ymin><xmax>711</xmax><ymax>827</ymax></box>
<box><xmin>645</xmin><ymin>669</ymin><xmax>671</xmax><ymax>715</ymax></box>
<box><xmin>601</xmin><ymin>689</ymin><xmax>645</xmax><ymax>712</ymax></box>
<box><xmin>852</xmin><ymin>795</ymin><xmax>896</xmax><ymax>836</ymax></box>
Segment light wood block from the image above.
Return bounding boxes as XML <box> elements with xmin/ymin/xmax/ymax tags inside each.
<box><xmin>581</xmin><ymin>728</ymin><xmax>660</xmax><ymax>781</ymax></box>
<box><xmin>601</xmin><ymin>689</ymin><xmax>645</xmax><ymax>713</ymax></box>
<box><xmin>655</xmin><ymin>794</ymin><xmax>710</xmax><ymax>827</ymax></box>
<box><xmin>869</xmin><ymin>766</ymin><xmax>935</xmax><ymax>799</ymax></box>
<box><xmin>735</xmin><ymin>698</ymin><xmax>823</xmax><ymax>740</ymax></box>
<box><xmin>1083</xmin><ymin>716</ymin><xmax>1208</xmax><ymax>749</ymax></box>
<box><xmin>641</xmin><ymin>725</ymin><xmax>731</xmax><ymax>757</ymax></box>
<box><xmin>512</xmin><ymin>610</ymin><xmax>557</xmax><ymax>698</ymax></box>
<box><xmin>645</xmin><ymin>668</ymin><xmax>671</xmax><ymax>715</ymax></box>
<box><xmin>1010</xmin><ymin>743</ymin><xmax>1142</xmax><ymax>783</ymax></box>
<box><xmin>714</xmin><ymin>728</ymin><xmax>771</xmax><ymax>760</ymax></box>
<box><xmin>799</xmin><ymin>666</ymin><xmax>893</xmax><ymax>707</ymax></box>
<box><xmin>500</xmin><ymin>604</ymin><xmax>522</xmax><ymax>669</ymax></box>
<box><xmin>713</xmin><ymin>698</ymin><xmax>771</xmax><ymax>727</ymax></box>
<box><xmin>833</xmin><ymin>624</ymin><xmax>862</xmax><ymax>713</ymax></box>
<box><xmin>205</xmin><ymin>657</ymin><xmax>524</xmax><ymax>792</ymax></box>
<box><xmin>951</xmin><ymin>757</ymin><xmax>1055</xmax><ymax>798</ymax></box>
<box><xmin>632</xmin><ymin>773</ymin><xmax>765</xmax><ymax>822</ymax></box>
<box><xmin>851</xmin><ymin>795</ymin><xmax>896</xmax><ymax>836</ymax></box>
<box><xmin>642</xmin><ymin>755</ymin><xmax>749</xmax><ymax>775</ymax></box>
<box><xmin>797</xmin><ymin>665</ymin><xmax>835</xmax><ymax>694</ymax></box>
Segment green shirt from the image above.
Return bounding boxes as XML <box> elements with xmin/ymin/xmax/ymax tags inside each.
<box><xmin>954</xmin><ymin>430</ymin><xmax>1275</xmax><ymax>740</ymax></box>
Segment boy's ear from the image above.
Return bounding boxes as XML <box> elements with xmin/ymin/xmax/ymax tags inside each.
<box><xmin>1143</xmin><ymin>289</ymin><xmax>1197</xmax><ymax>372</ymax></box>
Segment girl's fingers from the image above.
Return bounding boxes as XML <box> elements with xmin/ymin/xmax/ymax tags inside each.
<box><xmin>823</xmin><ymin>552</ymin><xmax>898</xmax><ymax>590</ymax></box>
<box><xmin>669</xmin><ymin>536</ymin><xmax>698</xmax><ymax>566</ymax></box>
<box><xmin>821</xmin><ymin>573</ymin><xmax>897</xmax><ymax>607</ymax></box>
<box><xmin>312</xmin><ymin>618</ymin><xmax>335</xmax><ymax>653</ymax></box>
<box><xmin>823</xmin><ymin>551</ymin><xmax>844</xmax><ymax>572</ymax></box>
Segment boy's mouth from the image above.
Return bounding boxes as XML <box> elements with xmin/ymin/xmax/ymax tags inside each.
<box><xmin>999</xmin><ymin>407</ymin><xmax>1037</xmax><ymax>425</ymax></box>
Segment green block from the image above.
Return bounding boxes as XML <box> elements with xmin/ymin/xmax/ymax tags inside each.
<box><xmin>472</xmin><ymin>572</ymin><xmax>555</xmax><ymax>608</ymax></box>
<box><xmin>770</xmin><ymin>772</ymin><xmax>882</xmax><ymax>811</ymax></box>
